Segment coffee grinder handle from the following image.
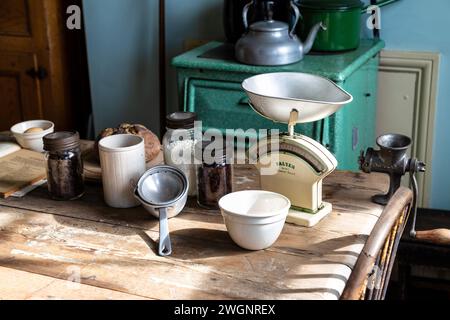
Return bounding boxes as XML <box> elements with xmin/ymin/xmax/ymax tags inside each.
<box><xmin>416</xmin><ymin>229</ymin><xmax>450</xmax><ymax>245</ymax></box>
<box><xmin>408</xmin><ymin>161</ymin><xmax>450</xmax><ymax>245</ymax></box>
<box><xmin>408</xmin><ymin>171</ymin><xmax>419</xmax><ymax>238</ymax></box>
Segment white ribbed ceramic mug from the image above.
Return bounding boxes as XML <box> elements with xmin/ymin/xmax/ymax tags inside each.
<box><xmin>99</xmin><ymin>134</ymin><xmax>146</xmax><ymax>208</ymax></box>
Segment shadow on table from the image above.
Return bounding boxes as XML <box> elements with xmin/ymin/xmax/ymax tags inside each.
<box><xmin>166</xmin><ymin>228</ymin><xmax>246</xmax><ymax>260</ymax></box>
<box><xmin>276</xmin><ymin>234</ymin><xmax>368</xmax><ymax>260</ymax></box>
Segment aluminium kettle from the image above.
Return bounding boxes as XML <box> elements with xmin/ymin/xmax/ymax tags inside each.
<box><xmin>223</xmin><ymin>0</ymin><xmax>295</xmax><ymax>43</ymax></box>
<box><xmin>235</xmin><ymin>0</ymin><xmax>325</xmax><ymax>66</ymax></box>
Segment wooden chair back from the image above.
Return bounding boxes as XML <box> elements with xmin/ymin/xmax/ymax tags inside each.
<box><xmin>341</xmin><ymin>187</ymin><xmax>413</xmax><ymax>300</ymax></box>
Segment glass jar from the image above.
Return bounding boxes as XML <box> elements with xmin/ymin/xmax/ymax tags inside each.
<box><xmin>196</xmin><ymin>140</ymin><xmax>233</xmax><ymax>209</ymax></box>
<box><xmin>162</xmin><ymin>112</ymin><xmax>198</xmax><ymax>196</ymax></box>
<box><xmin>43</xmin><ymin>131</ymin><xmax>84</xmax><ymax>200</ymax></box>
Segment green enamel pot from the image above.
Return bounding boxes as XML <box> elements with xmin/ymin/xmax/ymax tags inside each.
<box><xmin>296</xmin><ymin>0</ymin><xmax>399</xmax><ymax>52</ymax></box>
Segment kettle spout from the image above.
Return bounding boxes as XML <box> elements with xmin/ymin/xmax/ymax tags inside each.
<box><xmin>302</xmin><ymin>22</ymin><xmax>326</xmax><ymax>55</ymax></box>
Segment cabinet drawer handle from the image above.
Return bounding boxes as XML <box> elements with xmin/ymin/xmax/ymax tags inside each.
<box><xmin>239</xmin><ymin>97</ymin><xmax>249</xmax><ymax>106</ymax></box>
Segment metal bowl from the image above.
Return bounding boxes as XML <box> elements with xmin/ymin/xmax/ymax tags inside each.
<box><xmin>134</xmin><ymin>165</ymin><xmax>189</xmax><ymax>256</ymax></box>
<box><xmin>242</xmin><ymin>72</ymin><xmax>353</xmax><ymax>124</ymax></box>
<box><xmin>135</xmin><ymin>165</ymin><xmax>188</xmax><ymax>219</ymax></box>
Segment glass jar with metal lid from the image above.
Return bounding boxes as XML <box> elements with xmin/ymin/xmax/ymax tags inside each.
<box><xmin>162</xmin><ymin>112</ymin><xmax>198</xmax><ymax>196</ymax></box>
<box><xmin>195</xmin><ymin>139</ymin><xmax>233</xmax><ymax>210</ymax></box>
<box><xmin>43</xmin><ymin>131</ymin><xmax>84</xmax><ymax>200</ymax></box>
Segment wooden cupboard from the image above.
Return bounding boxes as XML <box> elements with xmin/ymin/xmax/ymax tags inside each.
<box><xmin>0</xmin><ymin>0</ymin><xmax>90</xmax><ymax>133</ymax></box>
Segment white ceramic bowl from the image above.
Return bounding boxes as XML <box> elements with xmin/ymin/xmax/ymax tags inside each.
<box><xmin>219</xmin><ymin>190</ymin><xmax>291</xmax><ymax>250</ymax></box>
<box><xmin>10</xmin><ymin>120</ymin><xmax>55</xmax><ymax>152</ymax></box>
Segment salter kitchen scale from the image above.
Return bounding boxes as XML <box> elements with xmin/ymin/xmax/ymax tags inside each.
<box><xmin>243</xmin><ymin>72</ymin><xmax>353</xmax><ymax>227</ymax></box>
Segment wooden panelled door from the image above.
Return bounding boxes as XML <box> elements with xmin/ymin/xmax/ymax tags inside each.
<box><xmin>0</xmin><ymin>51</ymin><xmax>41</xmax><ymax>130</ymax></box>
<box><xmin>0</xmin><ymin>0</ymin><xmax>83</xmax><ymax>132</ymax></box>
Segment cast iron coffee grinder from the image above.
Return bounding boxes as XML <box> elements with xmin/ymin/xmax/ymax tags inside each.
<box><xmin>359</xmin><ymin>133</ymin><xmax>425</xmax><ymax>237</ymax></box>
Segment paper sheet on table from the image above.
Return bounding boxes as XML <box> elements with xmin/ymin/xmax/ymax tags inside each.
<box><xmin>0</xmin><ymin>142</ymin><xmax>20</xmax><ymax>158</ymax></box>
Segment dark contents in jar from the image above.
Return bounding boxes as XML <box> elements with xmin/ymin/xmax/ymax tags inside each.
<box><xmin>44</xmin><ymin>131</ymin><xmax>84</xmax><ymax>201</ymax></box>
<box><xmin>197</xmin><ymin>163</ymin><xmax>232</xmax><ymax>209</ymax></box>
<box><xmin>46</xmin><ymin>149</ymin><xmax>84</xmax><ymax>200</ymax></box>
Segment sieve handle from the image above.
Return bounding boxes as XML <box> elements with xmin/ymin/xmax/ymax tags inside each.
<box><xmin>158</xmin><ymin>207</ymin><xmax>172</xmax><ymax>256</ymax></box>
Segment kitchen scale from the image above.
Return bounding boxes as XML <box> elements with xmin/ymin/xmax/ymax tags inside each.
<box><xmin>243</xmin><ymin>72</ymin><xmax>353</xmax><ymax>227</ymax></box>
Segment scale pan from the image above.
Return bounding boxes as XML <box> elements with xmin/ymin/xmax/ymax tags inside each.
<box><xmin>242</xmin><ymin>72</ymin><xmax>353</xmax><ymax>124</ymax></box>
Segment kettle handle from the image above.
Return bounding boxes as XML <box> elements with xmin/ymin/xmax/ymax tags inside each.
<box><xmin>242</xmin><ymin>0</ymin><xmax>254</xmax><ymax>31</ymax></box>
<box><xmin>289</xmin><ymin>1</ymin><xmax>300</xmax><ymax>37</ymax></box>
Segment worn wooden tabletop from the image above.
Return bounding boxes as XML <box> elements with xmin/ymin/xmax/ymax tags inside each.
<box><xmin>0</xmin><ymin>142</ymin><xmax>389</xmax><ymax>300</ymax></box>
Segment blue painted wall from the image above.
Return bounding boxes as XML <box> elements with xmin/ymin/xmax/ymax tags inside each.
<box><xmin>83</xmin><ymin>0</ymin><xmax>222</xmax><ymax>134</ymax></box>
<box><xmin>165</xmin><ymin>0</ymin><xmax>224</xmax><ymax>114</ymax></box>
<box><xmin>83</xmin><ymin>0</ymin><xmax>160</xmax><ymax>135</ymax></box>
<box><xmin>363</xmin><ymin>0</ymin><xmax>450</xmax><ymax>210</ymax></box>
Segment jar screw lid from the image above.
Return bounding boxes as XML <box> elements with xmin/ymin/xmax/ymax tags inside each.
<box><xmin>43</xmin><ymin>131</ymin><xmax>80</xmax><ymax>152</ymax></box>
<box><xmin>166</xmin><ymin>112</ymin><xmax>197</xmax><ymax>129</ymax></box>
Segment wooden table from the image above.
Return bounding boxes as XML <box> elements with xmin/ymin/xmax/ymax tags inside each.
<box><xmin>0</xmin><ymin>161</ymin><xmax>388</xmax><ymax>300</ymax></box>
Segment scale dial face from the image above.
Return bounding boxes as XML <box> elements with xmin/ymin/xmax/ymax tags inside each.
<box><xmin>250</xmin><ymin>134</ymin><xmax>337</xmax><ymax>213</ymax></box>
<box><xmin>249</xmin><ymin>134</ymin><xmax>336</xmax><ymax>175</ymax></box>
<box><xmin>277</xmin><ymin>140</ymin><xmax>327</xmax><ymax>174</ymax></box>
<box><xmin>257</xmin><ymin>150</ymin><xmax>326</xmax><ymax>212</ymax></box>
